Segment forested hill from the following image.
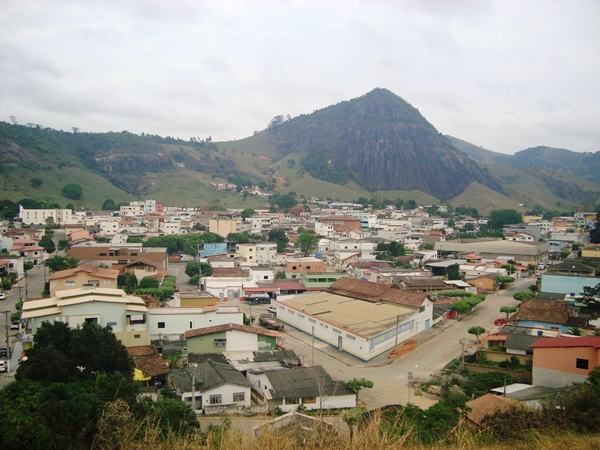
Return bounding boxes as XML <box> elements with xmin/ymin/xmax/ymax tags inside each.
<box><xmin>267</xmin><ymin>88</ymin><xmax>503</xmax><ymax>199</ymax></box>
<box><xmin>0</xmin><ymin>121</ymin><xmax>233</xmax><ymax>196</ymax></box>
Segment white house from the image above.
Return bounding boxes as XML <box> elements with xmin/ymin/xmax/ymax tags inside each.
<box><xmin>148</xmin><ymin>305</ymin><xmax>243</xmax><ymax>341</ymax></box>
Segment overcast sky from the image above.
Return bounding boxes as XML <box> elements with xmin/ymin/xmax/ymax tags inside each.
<box><xmin>1</xmin><ymin>0</ymin><xmax>598</xmax><ymax>154</ymax></box>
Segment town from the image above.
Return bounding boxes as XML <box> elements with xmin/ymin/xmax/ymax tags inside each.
<box><xmin>1</xmin><ymin>198</ymin><xmax>599</xmax><ymax>439</ymax></box>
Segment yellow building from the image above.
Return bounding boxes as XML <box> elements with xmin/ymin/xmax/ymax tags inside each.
<box><xmin>48</xmin><ymin>263</ymin><xmax>119</xmax><ymax>296</ymax></box>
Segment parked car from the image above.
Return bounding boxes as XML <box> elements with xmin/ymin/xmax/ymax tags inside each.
<box><xmin>0</xmin><ymin>293</ymin><xmax>7</xmax><ymax>300</ymax></box>
<box><xmin>267</xmin><ymin>306</ymin><xmax>277</xmax><ymax>314</ymax></box>
<box><xmin>494</xmin><ymin>318</ymin><xmax>507</xmax><ymax>326</ymax></box>
<box><xmin>0</xmin><ymin>361</ymin><xmax>6</xmax><ymax>372</ymax></box>
<box><xmin>0</xmin><ymin>346</ymin><xmax>7</xmax><ymax>358</ymax></box>
<box><xmin>535</xmin><ymin>272</ymin><xmax>542</xmax><ymax>277</ymax></box>
<box><xmin>10</xmin><ymin>322</ymin><xmax>19</xmax><ymax>330</ymax></box>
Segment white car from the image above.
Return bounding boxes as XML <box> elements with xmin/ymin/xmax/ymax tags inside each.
<box><xmin>267</xmin><ymin>306</ymin><xmax>277</xmax><ymax>314</ymax></box>
<box><xmin>0</xmin><ymin>293</ymin><xmax>7</xmax><ymax>301</ymax></box>
<box><xmin>0</xmin><ymin>361</ymin><xmax>7</xmax><ymax>372</ymax></box>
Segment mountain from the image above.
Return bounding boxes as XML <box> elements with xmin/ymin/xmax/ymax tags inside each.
<box><xmin>447</xmin><ymin>136</ymin><xmax>600</xmax><ymax>207</ymax></box>
<box><xmin>267</xmin><ymin>88</ymin><xmax>502</xmax><ymax>199</ymax></box>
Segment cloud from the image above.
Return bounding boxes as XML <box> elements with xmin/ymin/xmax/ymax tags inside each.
<box><xmin>0</xmin><ymin>0</ymin><xmax>598</xmax><ymax>153</ymax></box>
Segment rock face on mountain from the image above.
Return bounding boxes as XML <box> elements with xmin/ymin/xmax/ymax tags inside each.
<box><xmin>269</xmin><ymin>88</ymin><xmax>502</xmax><ymax>199</ymax></box>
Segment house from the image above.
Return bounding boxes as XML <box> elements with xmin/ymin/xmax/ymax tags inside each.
<box><xmin>148</xmin><ymin>305</ymin><xmax>243</xmax><ymax>341</ymax></box>
<box><xmin>68</xmin><ymin>242</ymin><xmax>168</xmax><ymax>271</ymax></box>
<box><xmin>465</xmin><ymin>393</ymin><xmax>525</xmax><ymax>427</ymax></box>
<box><xmin>530</xmin><ymin>336</ymin><xmax>600</xmax><ymax>388</ymax></box>
<box><xmin>397</xmin><ymin>276</ymin><xmax>447</xmax><ymax>292</ymax></box>
<box><xmin>184</xmin><ymin>323</ymin><xmax>280</xmax><ymax>354</ymax></box>
<box><xmin>285</xmin><ymin>257</ymin><xmax>325</xmax><ymax>277</ymax></box>
<box><xmin>9</xmin><ymin>239</ymin><xmax>46</xmax><ymax>265</ymax></box>
<box><xmin>466</xmin><ymin>273</ymin><xmax>500</xmax><ymax>293</ymax></box>
<box><xmin>128</xmin><ymin>345</ymin><xmax>170</xmax><ymax>398</ymax></box>
<box><xmin>47</xmin><ymin>263</ymin><xmax>119</xmax><ymax>296</ymax></box>
<box><xmin>19</xmin><ymin>205</ymin><xmax>75</xmax><ymax>225</ymax></box>
<box><xmin>113</xmin><ymin>258</ymin><xmax>159</xmax><ymax>281</ymax></box>
<box><xmin>512</xmin><ymin>298</ymin><xmax>588</xmax><ymax>332</ymax></box>
<box><xmin>21</xmin><ymin>287</ymin><xmax>150</xmax><ymax>347</ymax></box>
<box><xmin>246</xmin><ymin>365</ymin><xmax>356</xmax><ymax>412</ymax></box>
<box><xmin>168</xmin><ymin>359</ymin><xmax>253</xmax><ymax>414</ymax></box>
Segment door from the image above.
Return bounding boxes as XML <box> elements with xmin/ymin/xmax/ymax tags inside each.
<box><xmin>338</xmin><ymin>336</ymin><xmax>343</xmax><ymax>351</ymax></box>
<box><xmin>425</xmin><ymin>319</ymin><xmax>430</xmax><ymax>330</ymax></box>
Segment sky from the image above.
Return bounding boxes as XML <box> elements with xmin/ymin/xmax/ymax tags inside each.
<box><xmin>1</xmin><ymin>0</ymin><xmax>599</xmax><ymax>155</ymax></box>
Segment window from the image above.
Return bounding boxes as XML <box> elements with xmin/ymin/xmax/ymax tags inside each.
<box><xmin>103</xmin><ymin>280</ymin><xmax>111</xmax><ymax>285</ymax></box>
<box><xmin>298</xmin><ymin>314</ymin><xmax>305</xmax><ymax>319</ymax></box>
<box><xmin>346</xmin><ymin>334</ymin><xmax>356</xmax><ymax>340</ymax></box>
<box><xmin>304</xmin><ymin>397</ymin><xmax>317</xmax><ymax>404</ymax></box>
<box><xmin>158</xmin><ymin>322</ymin><xmax>166</xmax><ymax>329</ymax></box>
<box><xmin>128</xmin><ymin>314</ymin><xmax>145</xmax><ymax>325</ymax></box>
<box><xmin>306</xmin><ymin>266</ymin><xmax>311</xmax><ymax>270</ymax></box>
<box><xmin>318</xmin><ymin>278</ymin><xmax>326</xmax><ymax>282</ymax></box>
<box><xmin>292</xmin><ymin>266</ymin><xmax>297</xmax><ymax>270</ymax></box>
<box><xmin>309</xmin><ymin>318</ymin><xmax>316</xmax><ymax>323</ymax></box>
<box><xmin>107</xmin><ymin>321</ymin><xmax>117</xmax><ymax>327</ymax></box>
<box><xmin>333</xmin><ymin>328</ymin><xmax>341</xmax><ymax>334</ymax></box>
<box><xmin>576</xmin><ymin>358</ymin><xmax>589</xmax><ymax>370</ymax></box>
<box><xmin>65</xmin><ymin>280</ymin><xmax>75</xmax><ymax>285</ymax></box>
<box><xmin>233</xmin><ymin>392</ymin><xmax>245</xmax><ymax>402</ymax></box>
<box><xmin>134</xmin><ymin>334</ymin><xmax>141</xmax><ymax>338</ymax></box>
<box><xmin>214</xmin><ymin>339</ymin><xmax>227</xmax><ymax>347</ymax></box>
<box><xmin>210</xmin><ymin>395</ymin><xmax>222</xmax><ymax>404</ymax></box>
<box><xmin>264</xmin><ymin>276</ymin><xmax>269</xmax><ymax>280</ymax></box>
<box><xmin>419</xmin><ymin>305</ymin><xmax>426</xmax><ymax>313</ymax></box>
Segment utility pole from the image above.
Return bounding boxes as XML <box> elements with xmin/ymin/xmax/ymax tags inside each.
<box><xmin>393</xmin><ymin>315</ymin><xmax>400</xmax><ymax>356</ymax></box>
<box><xmin>2</xmin><ymin>310</ymin><xmax>10</xmax><ymax>361</ymax></box>
<box><xmin>191</xmin><ymin>364</ymin><xmax>198</xmax><ymax>413</ymax></box>
<box><xmin>407</xmin><ymin>371</ymin><xmax>413</xmax><ymax>404</ymax></box>
<box><xmin>311</xmin><ymin>326</ymin><xmax>315</xmax><ymax>366</ymax></box>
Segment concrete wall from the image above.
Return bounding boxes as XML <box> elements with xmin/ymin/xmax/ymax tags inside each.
<box><xmin>532</xmin><ymin>346</ymin><xmax>599</xmax><ymax>387</ymax></box>
<box><xmin>49</xmin><ymin>272</ymin><xmax>116</xmax><ymax>296</ymax></box>
<box><xmin>532</xmin><ymin>366</ymin><xmax>588</xmax><ymax>388</ymax></box>
<box><xmin>540</xmin><ymin>274</ymin><xmax>600</xmax><ymax>295</ymax></box>
<box><xmin>187</xmin><ymin>331</ymin><xmax>227</xmax><ymax>354</ymax></box>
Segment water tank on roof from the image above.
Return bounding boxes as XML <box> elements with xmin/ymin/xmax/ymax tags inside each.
<box><xmin>314</xmin><ymin>252</ymin><xmax>323</xmax><ymax>258</ymax></box>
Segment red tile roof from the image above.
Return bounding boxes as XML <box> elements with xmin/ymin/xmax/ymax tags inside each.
<box><xmin>529</xmin><ymin>336</ymin><xmax>600</xmax><ymax>349</ymax></box>
<box><xmin>328</xmin><ymin>277</ymin><xmax>390</xmax><ymax>302</ymax></box>
<box><xmin>48</xmin><ymin>262</ymin><xmax>119</xmax><ymax>280</ymax></box>
<box><xmin>466</xmin><ymin>394</ymin><xmax>524</xmax><ymax>425</ymax></box>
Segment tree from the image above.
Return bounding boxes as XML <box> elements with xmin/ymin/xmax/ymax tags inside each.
<box><xmin>184</xmin><ymin>261</ymin><xmax>213</xmax><ymax>278</ymax></box>
<box><xmin>275</xmin><ymin>271</ymin><xmax>286</xmax><ymax>279</ymax></box>
<box><xmin>446</xmin><ymin>263</ymin><xmax>461</xmax><ymax>280</ymax></box>
<box><xmin>240</xmin><ymin>208</ymin><xmax>254</xmax><ymax>219</ymax></box>
<box><xmin>227</xmin><ymin>232</ymin><xmax>249</xmax><ymax>243</ymax></box>
<box><xmin>61</xmin><ymin>183</ymin><xmax>83</xmax><ymax>200</ymax></box>
<box><xmin>295</xmin><ymin>231</ymin><xmax>318</xmax><ymax>256</ymax></box>
<box><xmin>404</xmin><ymin>199</ymin><xmax>417</xmax><ymax>210</ymax></box>
<box><xmin>101</xmin><ymin>199</ymin><xmax>117</xmax><ymax>211</ymax></box>
<box><xmin>268</xmin><ymin>230</ymin><xmax>289</xmax><ymax>253</ymax></box>
<box><xmin>30</xmin><ymin>177</ymin><xmax>43</xmax><ymax>188</ymax></box>
<box><xmin>39</xmin><ymin>235</ymin><xmax>56</xmax><ymax>254</ymax></box>
<box><xmin>44</xmin><ymin>255</ymin><xmax>79</xmax><ymax>272</ymax></box>
<box><xmin>341</xmin><ymin>408</ymin><xmax>363</xmax><ymax>442</ymax></box>
<box><xmin>57</xmin><ymin>239</ymin><xmax>70</xmax><ymax>252</ymax></box>
<box><xmin>346</xmin><ymin>378</ymin><xmax>374</xmax><ymax>404</ymax></box>
<box><xmin>16</xmin><ymin>321</ymin><xmax>133</xmax><ymax>384</ymax></box>
<box><xmin>451</xmin><ymin>301</ymin><xmax>471</xmax><ymax>316</ymax></box>
<box><xmin>497</xmin><ymin>276</ymin><xmax>515</xmax><ymax>289</ymax></box>
<box><xmin>513</xmin><ymin>291</ymin><xmax>536</xmax><ymax>301</ymax></box>
<box><xmin>500</xmin><ymin>306</ymin><xmax>518</xmax><ymax>320</ymax></box>
<box><xmin>138</xmin><ymin>277</ymin><xmax>159</xmax><ymax>289</ymax></box>
<box><xmin>489</xmin><ymin>209</ymin><xmax>522</xmax><ymax>230</ymax></box>
<box><xmin>468</xmin><ymin>326</ymin><xmax>486</xmax><ymax>345</ymax></box>
<box><xmin>568</xmin><ymin>326</ymin><xmax>582</xmax><ymax>336</ymax></box>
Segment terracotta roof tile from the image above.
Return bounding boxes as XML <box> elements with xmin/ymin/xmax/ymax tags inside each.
<box><xmin>466</xmin><ymin>394</ymin><xmax>524</xmax><ymax>425</ymax></box>
<box><xmin>380</xmin><ymin>290</ymin><xmax>428</xmax><ymax>308</ymax></box>
<box><xmin>135</xmin><ymin>354</ymin><xmax>170</xmax><ymax>377</ymax></box>
<box><xmin>530</xmin><ymin>336</ymin><xmax>600</xmax><ymax>349</ymax></box>
<box><xmin>48</xmin><ymin>262</ymin><xmax>119</xmax><ymax>280</ymax></box>
<box><xmin>327</xmin><ymin>278</ymin><xmax>391</xmax><ymax>302</ymax></box>
<box><xmin>513</xmin><ymin>299</ymin><xmax>576</xmax><ymax>325</ymax></box>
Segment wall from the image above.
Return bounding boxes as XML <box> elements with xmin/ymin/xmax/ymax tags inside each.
<box><xmin>187</xmin><ymin>331</ymin><xmax>227</xmax><ymax>354</ymax></box>
<box><xmin>464</xmin><ymin>363</ymin><xmax>532</xmax><ymax>384</ymax></box>
<box><xmin>532</xmin><ymin>346</ymin><xmax>599</xmax><ymax>388</ymax></box>
<box><xmin>541</xmin><ymin>274</ymin><xmax>599</xmax><ymax>295</ymax></box>
<box><xmin>49</xmin><ymin>272</ymin><xmax>116</xmax><ymax>295</ymax></box>
<box><xmin>226</xmin><ymin>329</ymin><xmax>261</xmax><ymax>352</ymax></box>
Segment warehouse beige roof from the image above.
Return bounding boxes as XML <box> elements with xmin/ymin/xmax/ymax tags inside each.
<box><xmin>435</xmin><ymin>239</ymin><xmax>549</xmax><ymax>256</ymax></box>
<box><xmin>281</xmin><ymin>291</ymin><xmax>414</xmax><ymax>339</ymax></box>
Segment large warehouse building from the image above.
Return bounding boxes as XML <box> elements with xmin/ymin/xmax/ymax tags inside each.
<box><xmin>275</xmin><ymin>278</ymin><xmax>434</xmax><ymax>361</ymax></box>
<box><xmin>434</xmin><ymin>239</ymin><xmax>550</xmax><ymax>265</ymax></box>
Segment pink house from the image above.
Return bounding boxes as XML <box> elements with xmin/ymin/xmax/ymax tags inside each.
<box><xmin>530</xmin><ymin>336</ymin><xmax>600</xmax><ymax>388</ymax></box>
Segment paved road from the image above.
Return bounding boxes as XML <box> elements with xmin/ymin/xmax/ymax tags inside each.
<box><xmin>273</xmin><ymin>276</ymin><xmax>531</xmax><ymax>410</ymax></box>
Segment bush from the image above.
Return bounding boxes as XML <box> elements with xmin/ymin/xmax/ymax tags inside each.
<box><xmin>61</xmin><ymin>183</ymin><xmax>83</xmax><ymax>200</ymax></box>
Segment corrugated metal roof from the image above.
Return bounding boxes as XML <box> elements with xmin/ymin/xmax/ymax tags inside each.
<box><xmin>266</xmin><ymin>366</ymin><xmax>354</xmax><ymax>399</ymax></box>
